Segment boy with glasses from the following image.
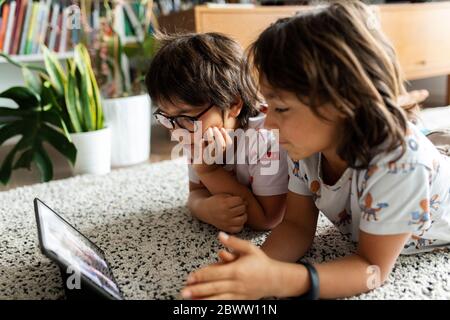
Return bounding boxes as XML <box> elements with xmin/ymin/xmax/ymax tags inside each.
<box><xmin>145</xmin><ymin>32</ymin><xmax>289</xmax><ymax>233</ymax></box>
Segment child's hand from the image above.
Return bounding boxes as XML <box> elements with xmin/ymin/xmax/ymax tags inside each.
<box><xmin>192</xmin><ymin>127</ymin><xmax>233</xmax><ymax>173</ymax></box>
<box><xmin>204</xmin><ymin>194</ymin><xmax>248</xmax><ymax>234</ymax></box>
<box><xmin>182</xmin><ymin>232</ymin><xmax>282</xmax><ymax>300</ymax></box>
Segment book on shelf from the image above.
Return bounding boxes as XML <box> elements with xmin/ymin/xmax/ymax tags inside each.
<box><xmin>0</xmin><ymin>0</ymin><xmax>81</xmax><ymax>57</ymax></box>
<box><xmin>47</xmin><ymin>1</ymin><xmax>59</xmax><ymax>51</ymax></box>
<box><xmin>2</xmin><ymin>0</ymin><xmax>15</xmax><ymax>54</ymax></box>
<box><xmin>0</xmin><ymin>2</ymin><xmax>10</xmax><ymax>51</ymax></box>
<box><xmin>18</xmin><ymin>0</ymin><xmax>32</xmax><ymax>55</ymax></box>
<box><xmin>0</xmin><ymin>0</ymin><xmax>159</xmax><ymax>58</ymax></box>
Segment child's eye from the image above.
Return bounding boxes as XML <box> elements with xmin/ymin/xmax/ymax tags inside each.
<box><xmin>275</xmin><ymin>107</ymin><xmax>289</xmax><ymax>113</ymax></box>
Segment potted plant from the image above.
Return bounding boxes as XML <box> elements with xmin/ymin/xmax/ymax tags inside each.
<box><xmin>82</xmin><ymin>0</ymin><xmax>157</xmax><ymax>167</ymax></box>
<box><xmin>65</xmin><ymin>44</ymin><xmax>111</xmax><ymax>175</ymax></box>
<box><xmin>0</xmin><ymin>44</ymin><xmax>110</xmax><ymax>184</ymax></box>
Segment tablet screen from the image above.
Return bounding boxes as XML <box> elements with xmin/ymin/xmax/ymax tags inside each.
<box><xmin>35</xmin><ymin>199</ymin><xmax>122</xmax><ymax>300</ymax></box>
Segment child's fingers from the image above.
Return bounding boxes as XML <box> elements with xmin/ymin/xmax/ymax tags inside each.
<box><xmin>213</xmin><ymin>127</ymin><xmax>226</xmax><ymax>153</ymax></box>
<box><xmin>203</xmin><ymin>128</ymin><xmax>217</xmax><ymax>162</ymax></box>
<box><xmin>220</xmin><ymin>127</ymin><xmax>233</xmax><ymax>147</ymax></box>
<box><xmin>218</xmin><ymin>232</ymin><xmax>256</xmax><ymax>255</ymax></box>
<box><xmin>218</xmin><ymin>249</ymin><xmax>239</xmax><ymax>263</ymax></box>
<box><xmin>204</xmin><ymin>127</ymin><xmax>214</xmax><ymax>142</ymax></box>
<box><xmin>182</xmin><ymin>280</ymin><xmax>236</xmax><ymax>300</ymax></box>
<box><xmin>230</xmin><ymin>205</ymin><xmax>246</xmax><ymax>216</ymax></box>
<box><xmin>225</xmin><ymin>196</ymin><xmax>246</xmax><ymax>208</ymax></box>
<box><xmin>230</xmin><ymin>214</ymin><xmax>247</xmax><ymax>225</ymax></box>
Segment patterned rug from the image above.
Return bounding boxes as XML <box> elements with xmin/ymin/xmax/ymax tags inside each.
<box><xmin>0</xmin><ymin>158</ymin><xmax>449</xmax><ymax>299</ymax></box>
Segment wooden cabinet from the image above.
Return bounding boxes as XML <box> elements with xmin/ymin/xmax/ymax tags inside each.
<box><xmin>159</xmin><ymin>2</ymin><xmax>450</xmax><ymax>103</ymax></box>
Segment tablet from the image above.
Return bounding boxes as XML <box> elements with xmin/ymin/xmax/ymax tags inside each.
<box><xmin>34</xmin><ymin>198</ymin><xmax>123</xmax><ymax>300</ymax></box>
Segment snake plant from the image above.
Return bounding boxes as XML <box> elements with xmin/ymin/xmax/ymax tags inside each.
<box><xmin>0</xmin><ymin>44</ymin><xmax>104</xmax><ymax>185</ymax></box>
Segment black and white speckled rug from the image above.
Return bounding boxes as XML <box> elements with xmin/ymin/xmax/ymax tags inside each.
<box><xmin>0</xmin><ymin>158</ymin><xmax>449</xmax><ymax>300</ymax></box>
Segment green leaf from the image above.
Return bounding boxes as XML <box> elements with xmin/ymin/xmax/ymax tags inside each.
<box><xmin>0</xmin><ymin>52</ymin><xmax>47</xmax><ymax>73</ymax></box>
<box><xmin>41</xmin><ymin>79</ymin><xmax>70</xmax><ymax>127</ymax></box>
<box><xmin>0</xmin><ymin>148</ymin><xmax>16</xmax><ymax>185</ymax></box>
<box><xmin>142</xmin><ymin>35</ymin><xmax>156</xmax><ymax>57</ymax></box>
<box><xmin>76</xmin><ymin>43</ymin><xmax>104</xmax><ymax>129</ymax></box>
<box><xmin>0</xmin><ymin>132</ymin><xmax>33</xmax><ymax>185</ymax></box>
<box><xmin>0</xmin><ymin>121</ymin><xmax>23</xmax><ymax>146</ymax></box>
<box><xmin>0</xmin><ymin>87</ymin><xmax>40</xmax><ymax>109</ymax></box>
<box><xmin>123</xmin><ymin>42</ymin><xmax>142</xmax><ymax>58</ymax></box>
<box><xmin>43</xmin><ymin>46</ymin><xmax>67</xmax><ymax>95</ymax></box>
<box><xmin>33</xmin><ymin>144</ymin><xmax>53</xmax><ymax>182</ymax></box>
<box><xmin>41</xmin><ymin>110</ymin><xmax>71</xmax><ymax>139</ymax></box>
<box><xmin>0</xmin><ymin>107</ymin><xmax>35</xmax><ymax>119</ymax></box>
<box><xmin>81</xmin><ymin>46</ymin><xmax>104</xmax><ymax>130</ymax></box>
<box><xmin>64</xmin><ymin>61</ymin><xmax>83</xmax><ymax>133</ymax></box>
<box><xmin>13</xmin><ymin>148</ymin><xmax>34</xmax><ymax>170</ymax></box>
<box><xmin>41</xmin><ymin>124</ymin><xmax>77</xmax><ymax>166</ymax></box>
<box><xmin>22</xmin><ymin>68</ymin><xmax>42</xmax><ymax>95</ymax></box>
<box><xmin>74</xmin><ymin>45</ymin><xmax>95</xmax><ymax>131</ymax></box>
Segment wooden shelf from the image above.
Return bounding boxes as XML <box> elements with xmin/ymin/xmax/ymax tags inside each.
<box><xmin>0</xmin><ymin>51</ymin><xmax>74</xmax><ymax>64</ymax></box>
<box><xmin>159</xmin><ymin>2</ymin><xmax>450</xmax><ymax>104</ymax></box>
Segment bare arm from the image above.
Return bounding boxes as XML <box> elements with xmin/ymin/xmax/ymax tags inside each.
<box><xmin>196</xmin><ymin>165</ymin><xmax>286</xmax><ymax>230</ymax></box>
<box><xmin>187</xmin><ymin>181</ymin><xmax>212</xmax><ymax>223</ymax></box>
<box><xmin>182</xmin><ymin>228</ymin><xmax>411</xmax><ymax>300</ymax></box>
<box><xmin>187</xmin><ymin>181</ymin><xmax>248</xmax><ymax>233</ymax></box>
<box><xmin>261</xmin><ymin>191</ymin><xmax>319</xmax><ymax>261</ymax></box>
<box><xmin>273</xmin><ymin>231</ymin><xmax>411</xmax><ymax>299</ymax></box>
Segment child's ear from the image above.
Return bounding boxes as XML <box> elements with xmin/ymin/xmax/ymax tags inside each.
<box><xmin>228</xmin><ymin>97</ymin><xmax>244</xmax><ymax>119</ymax></box>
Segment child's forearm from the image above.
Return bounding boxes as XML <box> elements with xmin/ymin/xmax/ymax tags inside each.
<box><xmin>196</xmin><ymin>167</ymin><xmax>272</xmax><ymax>230</ymax></box>
<box><xmin>274</xmin><ymin>254</ymin><xmax>381</xmax><ymax>299</ymax></box>
<box><xmin>187</xmin><ymin>188</ymin><xmax>212</xmax><ymax>223</ymax></box>
<box><xmin>261</xmin><ymin>220</ymin><xmax>315</xmax><ymax>262</ymax></box>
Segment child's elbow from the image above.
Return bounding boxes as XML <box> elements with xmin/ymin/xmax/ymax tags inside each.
<box><xmin>253</xmin><ymin>211</ymin><xmax>285</xmax><ymax>231</ymax></box>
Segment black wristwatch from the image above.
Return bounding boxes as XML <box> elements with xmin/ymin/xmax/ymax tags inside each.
<box><xmin>296</xmin><ymin>261</ymin><xmax>320</xmax><ymax>300</ymax></box>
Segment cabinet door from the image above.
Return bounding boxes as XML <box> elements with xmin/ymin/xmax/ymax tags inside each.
<box><xmin>379</xmin><ymin>3</ymin><xmax>450</xmax><ymax>80</ymax></box>
<box><xmin>196</xmin><ymin>7</ymin><xmax>309</xmax><ymax>49</ymax></box>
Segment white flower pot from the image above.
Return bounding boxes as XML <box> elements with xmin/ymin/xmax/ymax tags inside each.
<box><xmin>70</xmin><ymin>127</ymin><xmax>111</xmax><ymax>175</ymax></box>
<box><xmin>103</xmin><ymin>94</ymin><xmax>151</xmax><ymax>167</ymax></box>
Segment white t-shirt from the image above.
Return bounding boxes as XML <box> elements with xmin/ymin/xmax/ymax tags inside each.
<box><xmin>288</xmin><ymin>123</ymin><xmax>450</xmax><ymax>254</ymax></box>
<box><xmin>188</xmin><ymin>113</ymin><xmax>289</xmax><ymax>196</ymax></box>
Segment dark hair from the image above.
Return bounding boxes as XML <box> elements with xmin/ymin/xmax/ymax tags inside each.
<box><xmin>247</xmin><ymin>0</ymin><xmax>409</xmax><ymax>168</ymax></box>
<box><xmin>145</xmin><ymin>32</ymin><xmax>260</xmax><ymax>128</ymax></box>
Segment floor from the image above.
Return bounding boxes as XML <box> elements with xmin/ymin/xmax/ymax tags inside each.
<box><xmin>0</xmin><ymin>126</ymin><xmax>178</xmax><ymax>192</ymax></box>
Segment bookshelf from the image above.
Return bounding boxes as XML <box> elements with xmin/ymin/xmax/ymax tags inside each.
<box><xmin>0</xmin><ymin>51</ymin><xmax>74</xmax><ymax>63</ymax></box>
<box><xmin>0</xmin><ymin>0</ymin><xmax>81</xmax><ymax>58</ymax></box>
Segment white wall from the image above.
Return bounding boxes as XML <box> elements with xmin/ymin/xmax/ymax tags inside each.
<box><xmin>0</xmin><ymin>63</ymin><xmax>29</xmax><ymax>108</ymax></box>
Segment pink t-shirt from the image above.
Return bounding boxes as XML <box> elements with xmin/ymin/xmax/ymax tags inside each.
<box><xmin>188</xmin><ymin>113</ymin><xmax>289</xmax><ymax>196</ymax></box>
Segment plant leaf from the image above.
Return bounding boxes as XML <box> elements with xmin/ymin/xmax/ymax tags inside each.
<box><xmin>64</xmin><ymin>61</ymin><xmax>82</xmax><ymax>133</ymax></box>
<box><xmin>43</xmin><ymin>46</ymin><xmax>67</xmax><ymax>95</ymax></box>
<box><xmin>33</xmin><ymin>143</ymin><xmax>53</xmax><ymax>182</ymax></box>
<box><xmin>0</xmin><ymin>52</ymin><xmax>47</xmax><ymax>73</ymax></box>
<box><xmin>0</xmin><ymin>86</ymin><xmax>40</xmax><ymax>109</ymax></box>
<box><xmin>0</xmin><ymin>121</ymin><xmax>23</xmax><ymax>146</ymax></box>
<box><xmin>79</xmin><ymin>44</ymin><xmax>104</xmax><ymax>130</ymax></box>
<box><xmin>0</xmin><ymin>131</ymin><xmax>33</xmax><ymax>185</ymax></box>
<box><xmin>41</xmin><ymin>124</ymin><xmax>77</xmax><ymax>166</ymax></box>
<box><xmin>22</xmin><ymin>67</ymin><xmax>42</xmax><ymax>95</ymax></box>
<box><xmin>0</xmin><ymin>107</ymin><xmax>35</xmax><ymax>119</ymax></box>
<box><xmin>13</xmin><ymin>148</ymin><xmax>34</xmax><ymax>170</ymax></box>
<box><xmin>75</xmin><ymin>45</ymin><xmax>95</xmax><ymax>130</ymax></box>
<box><xmin>41</xmin><ymin>110</ymin><xmax>71</xmax><ymax>139</ymax></box>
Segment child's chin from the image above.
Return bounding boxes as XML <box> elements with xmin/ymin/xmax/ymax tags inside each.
<box><xmin>287</xmin><ymin>149</ymin><xmax>313</xmax><ymax>161</ymax></box>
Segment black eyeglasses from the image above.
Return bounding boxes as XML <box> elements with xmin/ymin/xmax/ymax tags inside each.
<box><xmin>153</xmin><ymin>104</ymin><xmax>215</xmax><ymax>133</ymax></box>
